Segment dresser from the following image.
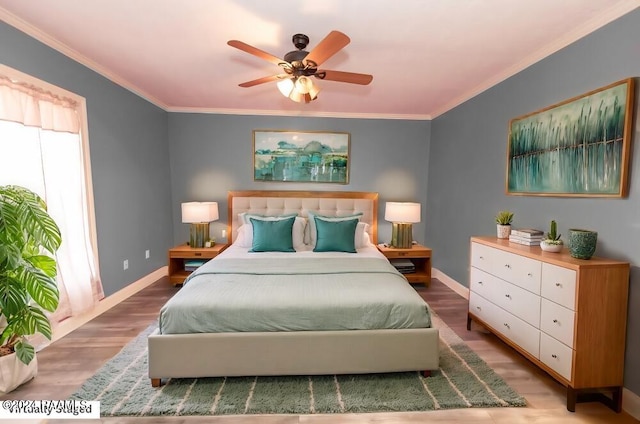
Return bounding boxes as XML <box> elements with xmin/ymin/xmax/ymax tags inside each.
<box><xmin>467</xmin><ymin>236</ymin><xmax>629</xmax><ymax>412</ymax></box>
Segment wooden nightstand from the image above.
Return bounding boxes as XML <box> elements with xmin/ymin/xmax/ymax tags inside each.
<box><xmin>168</xmin><ymin>243</ymin><xmax>228</xmax><ymax>285</ymax></box>
<box><xmin>377</xmin><ymin>243</ymin><xmax>432</xmax><ymax>286</ymax></box>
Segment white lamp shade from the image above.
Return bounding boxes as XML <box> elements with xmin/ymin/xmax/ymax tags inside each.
<box><xmin>384</xmin><ymin>202</ymin><xmax>421</xmax><ymax>223</ymax></box>
<box><xmin>181</xmin><ymin>202</ymin><xmax>219</xmax><ymax>223</ymax></box>
<box><xmin>277</xmin><ymin>78</ymin><xmax>295</xmax><ymax>97</ymax></box>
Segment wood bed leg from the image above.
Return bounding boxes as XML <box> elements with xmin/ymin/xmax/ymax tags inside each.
<box><xmin>151</xmin><ymin>378</ymin><xmax>161</xmax><ymax>387</ymax></box>
<box><xmin>466</xmin><ymin>313</ymin><xmax>472</xmax><ymax>331</ymax></box>
<box><xmin>421</xmin><ymin>370</ymin><xmax>432</xmax><ymax>378</ymax></box>
<box><xmin>612</xmin><ymin>386</ymin><xmax>623</xmax><ymax>413</ymax></box>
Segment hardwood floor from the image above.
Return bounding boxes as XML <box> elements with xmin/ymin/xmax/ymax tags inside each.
<box><xmin>3</xmin><ymin>277</ymin><xmax>638</xmax><ymax>423</ymax></box>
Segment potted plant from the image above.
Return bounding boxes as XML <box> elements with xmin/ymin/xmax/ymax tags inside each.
<box><xmin>540</xmin><ymin>220</ymin><xmax>563</xmax><ymax>253</ymax></box>
<box><xmin>0</xmin><ymin>185</ymin><xmax>61</xmax><ymax>394</ymax></box>
<box><xmin>495</xmin><ymin>210</ymin><xmax>514</xmax><ymax>239</ymax></box>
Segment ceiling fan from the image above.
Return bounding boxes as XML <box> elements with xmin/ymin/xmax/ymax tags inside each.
<box><xmin>227</xmin><ymin>31</ymin><xmax>373</xmax><ymax>103</ymax></box>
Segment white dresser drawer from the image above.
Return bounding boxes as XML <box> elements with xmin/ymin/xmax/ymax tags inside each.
<box><xmin>469</xmin><ymin>292</ymin><xmax>501</xmax><ymax>329</ymax></box>
<box><xmin>541</xmin><ymin>263</ymin><xmax>576</xmax><ymax>309</ymax></box>
<box><xmin>469</xmin><ymin>267</ymin><xmax>498</xmax><ymax>300</ymax></box>
<box><xmin>470</xmin><ymin>242</ymin><xmax>493</xmax><ymax>273</ymax></box>
<box><xmin>495</xmin><ymin>307</ymin><xmax>540</xmax><ymax>359</ymax></box>
<box><xmin>491</xmin><ymin>249</ymin><xmax>542</xmax><ymax>295</ymax></box>
<box><xmin>494</xmin><ymin>279</ymin><xmax>541</xmax><ymax>328</ymax></box>
<box><xmin>540</xmin><ymin>332</ymin><xmax>573</xmax><ymax>381</ymax></box>
<box><xmin>540</xmin><ymin>299</ymin><xmax>575</xmax><ymax>348</ymax></box>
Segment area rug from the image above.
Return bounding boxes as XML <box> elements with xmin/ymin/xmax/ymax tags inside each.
<box><xmin>70</xmin><ymin>313</ymin><xmax>526</xmax><ymax>416</ymax></box>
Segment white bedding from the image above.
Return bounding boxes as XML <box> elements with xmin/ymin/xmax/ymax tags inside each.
<box><xmin>158</xmin><ymin>245</ymin><xmax>432</xmax><ymax>334</ymax></box>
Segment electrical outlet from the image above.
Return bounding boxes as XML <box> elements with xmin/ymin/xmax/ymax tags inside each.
<box><xmin>123</xmin><ymin>259</ymin><xmax>129</xmax><ymax>270</ymax></box>
<box><xmin>145</xmin><ymin>250</ymin><xmax>150</xmax><ymax>259</ymax></box>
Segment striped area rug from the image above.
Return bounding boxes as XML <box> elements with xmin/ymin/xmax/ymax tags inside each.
<box><xmin>70</xmin><ymin>313</ymin><xmax>526</xmax><ymax>416</ymax></box>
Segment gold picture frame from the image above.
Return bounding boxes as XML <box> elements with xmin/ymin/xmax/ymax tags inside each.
<box><xmin>253</xmin><ymin>130</ymin><xmax>350</xmax><ymax>184</ymax></box>
<box><xmin>506</xmin><ymin>78</ymin><xmax>635</xmax><ymax>197</ymax></box>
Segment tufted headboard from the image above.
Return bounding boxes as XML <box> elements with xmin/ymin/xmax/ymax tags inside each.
<box><xmin>227</xmin><ymin>190</ymin><xmax>378</xmax><ymax>244</ymax></box>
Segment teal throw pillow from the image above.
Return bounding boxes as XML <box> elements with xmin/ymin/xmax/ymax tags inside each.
<box><xmin>313</xmin><ymin>216</ymin><xmax>358</xmax><ymax>253</ymax></box>
<box><xmin>249</xmin><ymin>216</ymin><xmax>296</xmax><ymax>252</ymax></box>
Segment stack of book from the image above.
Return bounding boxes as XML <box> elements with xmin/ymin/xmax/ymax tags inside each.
<box><xmin>184</xmin><ymin>259</ymin><xmax>207</xmax><ymax>272</ymax></box>
<box><xmin>509</xmin><ymin>228</ymin><xmax>544</xmax><ymax>246</ymax></box>
<box><xmin>390</xmin><ymin>259</ymin><xmax>415</xmax><ymax>274</ymax></box>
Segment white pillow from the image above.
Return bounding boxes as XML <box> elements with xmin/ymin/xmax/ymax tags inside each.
<box><xmin>306</xmin><ymin>211</ymin><xmax>369</xmax><ymax>248</ymax></box>
<box><xmin>234</xmin><ymin>215</ymin><xmax>306</xmax><ymax>249</ymax></box>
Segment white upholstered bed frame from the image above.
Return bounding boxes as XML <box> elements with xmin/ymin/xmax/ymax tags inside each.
<box><xmin>148</xmin><ymin>190</ymin><xmax>439</xmax><ymax>386</ymax></box>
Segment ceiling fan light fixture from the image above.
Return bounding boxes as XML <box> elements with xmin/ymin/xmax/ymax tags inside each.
<box><xmin>277</xmin><ymin>78</ymin><xmax>295</xmax><ymax>97</ymax></box>
<box><xmin>277</xmin><ymin>77</ymin><xmax>319</xmax><ymax>103</ymax></box>
<box><xmin>295</xmin><ymin>76</ymin><xmax>312</xmax><ymax>94</ymax></box>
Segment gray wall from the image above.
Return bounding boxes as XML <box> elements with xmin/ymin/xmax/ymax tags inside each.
<box><xmin>0</xmin><ymin>22</ymin><xmax>174</xmax><ymax>296</ymax></box>
<box><xmin>168</xmin><ymin>113</ymin><xmax>430</xmax><ymax>245</ymax></box>
<box><xmin>428</xmin><ymin>9</ymin><xmax>640</xmax><ymax>395</ymax></box>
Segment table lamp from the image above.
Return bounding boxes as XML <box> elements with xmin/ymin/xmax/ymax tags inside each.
<box><xmin>181</xmin><ymin>201</ymin><xmax>219</xmax><ymax>248</ymax></box>
<box><xmin>385</xmin><ymin>202</ymin><xmax>421</xmax><ymax>249</ymax></box>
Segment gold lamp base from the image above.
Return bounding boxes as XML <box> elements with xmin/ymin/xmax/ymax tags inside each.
<box><xmin>390</xmin><ymin>223</ymin><xmax>413</xmax><ymax>249</ymax></box>
<box><xmin>189</xmin><ymin>223</ymin><xmax>209</xmax><ymax>248</ymax></box>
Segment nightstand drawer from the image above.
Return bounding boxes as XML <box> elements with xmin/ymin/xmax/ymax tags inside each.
<box><xmin>383</xmin><ymin>249</ymin><xmax>430</xmax><ymax>258</ymax></box>
<box><xmin>170</xmin><ymin>250</ymin><xmax>214</xmax><ymax>259</ymax></box>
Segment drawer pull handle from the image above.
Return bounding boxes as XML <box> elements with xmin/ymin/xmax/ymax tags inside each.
<box><xmin>505</xmin><ymin>294</ymin><xmax>511</xmax><ymax>299</ymax></box>
<box><xmin>479</xmin><ymin>256</ymin><xmax>484</xmax><ymax>259</ymax></box>
<box><xmin>476</xmin><ymin>306</ymin><xmax>481</xmax><ymax>310</ymax></box>
<box><xmin>195</xmin><ymin>253</ymin><xmax>202</xmax><ymax>256</ymax></box>
<box><xmin>503</xmin><ymin>323</ymin><xmax>510</xmax><ymax>329</ymax></box>
<box><xmin>551</xmin><ymin>354</ymin><xmax>558</xmax><ymax>359</ymax></box>
<box><xmin>553</xmin><ymin>319</ymin><xmax>558</xmax><ymax>323</ymax></box>
<box><xmin>478</xmin><ymin>281</ymin><xmax>483</xmax><ymax>285</ymax></box>
<box><xmin>555</xmin><ymin>282</ymin><xmax>562</xmax><ymax>287</ymax></box>
<box><xmin>527</xmin><ymin>272</ymin><xmax>532</xmax><ymax>277</ymax></box>
<box><xmin>504</xmin><ymin>264</ymin><xmax>511</xmax><ymax>269</ymax></box>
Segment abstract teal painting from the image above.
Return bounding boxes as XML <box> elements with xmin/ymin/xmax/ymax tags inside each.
<box><xmin>507</xmin><ymin>79</ymin><xmax>634</xmax><ymax>197</ymax></box>
<box><xmin>254</xmin><ymin>130</ymin><xmax>350</xmax><ymax>183</ymax></box>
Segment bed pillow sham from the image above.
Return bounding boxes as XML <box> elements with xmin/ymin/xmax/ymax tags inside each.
<box><xmin>249</xmin><ymin>216</ymin><xmax>296</xmax><ymax>252</ymax></box>
<box><xmin>235</xmin><ymin>214</ymin><xmax>306</xmax><ymax>249</ymax></box>
<box><xmin>306</xmin><ymin>211</ymin><xmax>368</xmax><ymax>248</ymax></box>
<box><xmin>312</xmin><ymin>215</ymin><xmax>359</xmax><ymax>253</ymax></box>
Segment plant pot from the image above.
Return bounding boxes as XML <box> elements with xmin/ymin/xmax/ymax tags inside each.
<box><xmin>540</xmin><ymin>240</ymin><xmax>563</xmax><ymax>253</ymax></box>
<box><xmin>0</xmin><ymin>352</ymin><xmax>37</xmax><ymax>395</ymax></box>
<box><xmin>568</xmin><ymin>229</ymin><xmax>597</xmax><ymax>260</ymax></box>
<box><xmin>496</xmin><ymin>224</ymin><xmax>511</xmax><ymax>239</ymax></box>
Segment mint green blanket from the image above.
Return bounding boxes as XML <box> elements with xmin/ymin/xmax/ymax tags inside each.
<box><xmin>159</xmin><ymin>256</ymin><xmax>431</xmax><ymax>334</ymax></box>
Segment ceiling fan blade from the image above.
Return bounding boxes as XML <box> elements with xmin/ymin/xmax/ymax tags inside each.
<box><xmin>238</xmin><ymin>74</ymin><xmax>289</xmax><ymax>88</ymax></box>
<box><xmin>228</xmin><ymin>40</ymin><xmax>285</xmax><ymax>66</ymax></box>
<box><xmin>317</xmin><ymin>70</ymin><xmax>373</xmax><ymax>85</ymax></box>
<box><xmin>304</xmin><ymin>30</ymin><xmax>350</xmax><ymax>67</ymax></box>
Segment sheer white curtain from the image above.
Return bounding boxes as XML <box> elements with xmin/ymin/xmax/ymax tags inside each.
<box><xmin>0</xmin><ymin>70</ymin><xmax>104</xmax><ymax>332</ymax></box>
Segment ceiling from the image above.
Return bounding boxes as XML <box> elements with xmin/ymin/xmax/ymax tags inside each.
<box><xmin>1</xmin><ymin>0</ymin><xmax>638</xmax><ymax>120</ymax></box>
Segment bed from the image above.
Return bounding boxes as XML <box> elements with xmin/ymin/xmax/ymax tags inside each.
<box><xmin>148</xmin><ymin>190</ymin><xmax>439</xmax><ymax>386</ymax></box>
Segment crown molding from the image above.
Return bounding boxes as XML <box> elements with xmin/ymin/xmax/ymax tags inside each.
<box><xmin>0</xmin><ymin>7</ymin><xmax>169</xmax><ymax>110</ymax></box>
<box><xmin>431</xmin><ymin>0</ymin><xmax>640</xmax><ymax>118</ymax></box>
<box><xmin>3</xmin><ymin>1</ymin><xmax>637</xmax><ymax>121</ymax></box>
<box><xmin>166</xmin><ymin>106</ymin><xmax>432</xmax><ymax>121</ymax></box>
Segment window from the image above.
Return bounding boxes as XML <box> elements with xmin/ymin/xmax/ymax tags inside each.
<box><xmin>0</xmin><ymin>65</ymin><xmax>103</xmax><ymax>341</ymax></box>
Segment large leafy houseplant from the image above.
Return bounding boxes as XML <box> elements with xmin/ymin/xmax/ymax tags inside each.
<box><xmin>0</xmin><ymin>185</ymin><xmax>61</xmax><ymax>365</ymax></box>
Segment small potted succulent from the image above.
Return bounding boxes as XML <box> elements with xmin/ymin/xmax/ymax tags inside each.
<box><xmin>495</xmin><ymin>210</ymin><xmax>514</xmax><ymax>239</ymax></box>
<box><xmin>540</xmin><ymin>220</ymin><xmax>563</xmax><ymax>253</ymax></box>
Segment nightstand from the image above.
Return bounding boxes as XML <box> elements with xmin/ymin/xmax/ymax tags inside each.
<box><xmin>168</xmin><ymin>243</ymin><xmax>228</xmax><ymax>285</ymax></box>
<box><xmin>377</xmin><ymin>243</ymin><xmax>432</xmax><ymax>286</ymax></box>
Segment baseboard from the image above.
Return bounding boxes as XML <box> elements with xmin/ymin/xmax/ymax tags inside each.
<box><xmin>432</xmin><ymin>267</ymin><xmax>640</xmax><ymax>419</ymax></box>
<box><xmin>432</xmin><ymin>268</ymin><xmax>469</xmax><ymax>299</ymax></box>
<box><xmin>623</xmin><ymin>388</ymin><xmax>640</xmax><ymax>420</ymax></box>
<box><xmin>51</xmin><ymin>266</ymin><xmax>167</xmax><ymax>343</ymax></box>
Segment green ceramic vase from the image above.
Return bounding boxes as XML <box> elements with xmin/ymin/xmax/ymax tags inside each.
<box><xmin>568</xmin><ymin>229</ymin><xmax>597</xmax><ymax>260</ymax></box>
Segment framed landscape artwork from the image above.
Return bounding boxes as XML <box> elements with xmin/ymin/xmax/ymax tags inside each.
<box><xmin>506</xmin><ymin>78</ymin><xmax>635</xmax><ymax>197</ymax></box>
<box><xmin>253</xmin><ymin>130</ymin><xmax>350</xmax><ymax>183</ymax></box>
